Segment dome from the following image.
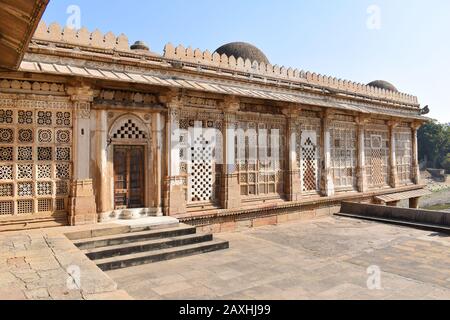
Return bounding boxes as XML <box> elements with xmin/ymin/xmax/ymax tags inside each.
<box><xmin>214</xmin><ymin>42</ymin><xmax>270</xmax><ymax>65</ymax></box>
<box><xmin>367</xmin><ymin>80</ymin><xmax>398</xmax><ymax>92</ymax></box>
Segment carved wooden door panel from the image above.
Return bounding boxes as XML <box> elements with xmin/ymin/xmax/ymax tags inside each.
<box><xmin>114</xmin><ymin>146</ymin><xmax>145</xmax><ymax>209</ymax></box>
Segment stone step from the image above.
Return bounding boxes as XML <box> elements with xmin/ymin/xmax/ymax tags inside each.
<box><xmin>336</xmin><ymin>213</ymin><xmax>450</xmax><ymax>234</ymax></box>
<box><xmin>84</xmin><ymin>233</ymin><xmax>213</xmax><ymax>260</ymax></box>
<box><xmin>73</xmin><ymin>224</ymin><xmax>197</xmax><ymax>250</ymax></box>
<box><xmin>96</xmin><ymin>239</ymin><xmax>230</xmax><ymax>271</ymax></box>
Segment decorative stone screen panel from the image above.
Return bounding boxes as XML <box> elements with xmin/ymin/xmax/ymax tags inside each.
<box><xmin>296</xmin><ymin>117</ymin><xmax>322</xmax><ymax>193</ymax></box>
<box><xmin>178</xmin><ymin>111</ymin><xmax>223</xmax><ymax>205</ymax></box>
<box><xmin>330</xmin><ymin>121</ymin><xmax>357</xmax><ymax>190</ymax></box>
<box><xmin>235</xmin><ymin>117</ymin><xmax>285</xmax><ymax>197</ymax></box>
<box><xmin>0</xmin><ymin>107</ymin><xmax>72</xmax><ymax>216</ymax></box>
<box><xmin>395</xmin><ymin>128</ymin><xmax>413</xmax><ymax>185</ymax></box>
<box><xmin>365</xmin><ymin>125</ymin><xmax>389</xmax><ymax>188</ymax></box>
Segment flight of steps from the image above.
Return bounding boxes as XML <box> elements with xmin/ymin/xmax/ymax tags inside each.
<box><xmin>71</xmin><ymin>222</ymin><xmax>229</xmax><ymax>271</ymax></box>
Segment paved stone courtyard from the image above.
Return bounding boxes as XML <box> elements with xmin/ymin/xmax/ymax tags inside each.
<box><xmin>108</xmin><ymin>217</ymin><xmax>450</xmax><ymax>300</ymax></box>
<box><xmin>0</xmin><ymin>225</ymin><xmax>131</xmax><ymax>300</ymax></box>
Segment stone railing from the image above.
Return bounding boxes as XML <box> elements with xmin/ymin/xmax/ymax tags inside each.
<box><xmin>163</xmin><ymin>43</ymin><xmax>418</xmax><ymax>106</ymax></box>
<box><xmin>33</xmin><ymin>21</ymin><xmax>129</xmax><ymax>52</ymax></box>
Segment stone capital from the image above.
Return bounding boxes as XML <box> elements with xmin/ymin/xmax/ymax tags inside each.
<box><xmin>387</xmin><ymin>120</ymin><xmax>400</xmax><ymax>128</ymax></box>
<box><xmin>281</xmin><ymin>104</ymin><xmax>302</xmax><ymax>118</ymax></box>
<box><xmin>356</xmin><ymin>114</ymin><xmax>370</xmax><ymax>125</ymax></box>
<box><xmin>159</xmin><ymin>88</ymin><xmax>182</xmax><ymax>105</ymax></box>
<box><xmin>411</xmin><ymin>121</ymin><xmax>423</xmax><ymax>131</ymax></box>
<box><xmin>66</xmin><ymin>85</ymin><xmax>96</xmax><ymax>102</ymax></box>
<box><xmin>221</xmin><ymin>95</ymin><xmax>240</xmax><ymax>112</ymax></box>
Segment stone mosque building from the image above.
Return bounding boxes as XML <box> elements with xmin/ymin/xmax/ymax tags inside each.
<box><xmin>0</xmin><ymin>1</ymin><xmax>429</xmax><ymax>231</ymax></box>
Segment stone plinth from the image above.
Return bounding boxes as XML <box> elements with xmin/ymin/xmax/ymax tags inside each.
<box><xmin>221</xmin><ymin>173</ymin><xmax>241</xmax><ymax>209</ymax></box>
<box><xmin>163</xmin><ymin>176</ymin><xmax>187</xmax><ymax>216</ymax></box>
<box><xmin>68</xmin><ymin>179</ymin><xmax>98</xmax><ymax>226</ymax></box>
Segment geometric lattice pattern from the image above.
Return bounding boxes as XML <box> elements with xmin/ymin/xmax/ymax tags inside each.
<box><xmin>301</xmin><ymin>134</ymin><xmax>319</xmax><ymax>192</ymax></box>
<box><xmin>236</xmin><ymin>121</ymin><xmax>285</xmax><ymax>197</ymax></box>
<box><xmin>330</xmin><ymin>123</ymin><xmax>357</xmax><ymax>190</ymax></box>
<box><xmin>395</xmin><ymin>129</ymin><xmax>413</xmax><ymax>185</ymax></box>
<box><xmin>112</xmin><ymin>120</ymin><xmax>147</xmax><ymax>140</ymax></box>
<box><xmin>189</xmin><ymin>134</ymin><xmax>214</xmax><ymax>202</ymax></box>
<box><xmin>0</xmin><ymin>108</ymin><xmax>72</xmax><ymax>216</ymax></box>
<box><xmin>365</xmin><ymin>129</ymin><xmax>389</xmax><ymax>188</ymax></box>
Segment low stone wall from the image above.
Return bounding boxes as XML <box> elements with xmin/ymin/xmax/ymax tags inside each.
<box><xmin>186</xmin><ymin>203</ymin><xmax>343</xmax><ymax>234</ymax></box>
<box><xmin>341</xmin><ymin>202</ymin><xmax>450</xmax><ymax>227</ymax></box>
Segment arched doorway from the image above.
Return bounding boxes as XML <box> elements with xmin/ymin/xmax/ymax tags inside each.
<box><xmin>108</xmin><ymin>114</ymin><xmax>150</xmax><ymax>212</ymax></box>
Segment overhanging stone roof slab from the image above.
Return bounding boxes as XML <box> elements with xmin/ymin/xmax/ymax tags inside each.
<box><xmin>376</xmin><ymin>189</ymin><xmax>431</xmax><ymax>203</ymax></box>
<box><xmin>19</xmin><ymin>60</ymin><xmax>427</xmax><ymax>120</ymax></box>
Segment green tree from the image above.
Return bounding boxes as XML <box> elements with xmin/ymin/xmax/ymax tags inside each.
<box><xmin>442</xmin><ymin>153</ymin><xmax>450</xmax><ymax>173</ymax></box>
<box><xmin>418</xmin><ymin>122</ymin><xmax>450</xmax><ymax>168</ymax></box>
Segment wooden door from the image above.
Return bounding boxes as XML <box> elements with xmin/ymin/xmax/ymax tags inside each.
<box><xmin>114</xmin><ymin>146</ymin><xmax>145</xmax><ymax>209</ymax></box>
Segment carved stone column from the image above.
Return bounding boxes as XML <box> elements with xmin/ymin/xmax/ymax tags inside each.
<box><xmin>356</xmin><ymin>116</ymin><xmax>369</xmax><ymax>193</ymax></box>
<box><xmin>411</xmin><ymin>122</ymin><xmax>422</xmax><ymax>185</ymax></box>
<box><xmin>162</xmin><ymin>94</ymin><xmax>186</xmax><ymax>216</ymax></box>
<box><xmin>388</xmin><ymin>121</ymin><xmax>399</xmax><ymax>188</ymax></box>
<box><xmin>283</xmin><ymin>107</ymin><xmax>302</xmax><ymax>201</ymax></box>
<box><xmin>67</xmin><ymin>85</ymin><xmax>97</xmax><ymax>225</ymax></box>
<box><xmin>152</xmin><ymin>113</ymin><xmax>164</xmax><ymax>216</ymax></box>
<box><xmin>320</xmin><ymin>110</ymin><xmax>335</xmax><ymax>197</ymax></box>
<box><xmin>220</xmin><ymin>97</ymin><xmax>241</xmax><ymax>209</ymax></box>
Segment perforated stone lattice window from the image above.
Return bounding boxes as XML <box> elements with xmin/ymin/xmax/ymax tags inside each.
<box><xmin>0</xmin><ymin>128</ymin><xmax>14</xmax><ymax>143</ymax></box>
<box><xmin>0</xmin><ymin>147</ymin><xmax>13</xmax><ymax>161</ymax></box>
<box><xmin>0</xmin><ymin>108</ymin><xmax>72</xmax><ymax>216</ymax></box>
<box><xmin>0</xmin><ymin>184</ymin><xmax>13</xmax><ymax>197</ymax></box>
<box><xmin>0</xmin><ymin>110</ymin><xmax>13</xmax><ymax>124</ymax></box>
<box><xmin>18</xmin><ymin>129</ymin><xmax>33</xmax><ymax>143</ymax></box>
<box><xmin>37</xmin><ymin>111</ymin><xmax>52</xmax><ymax>126</ymax></box>
<box><xmin>17</xmin><ymin>164</ymin><xmax>33</xmax><ymax>180</ymax></box>
<box><xmin>330</xmin><ymin>122</ymin><xmax>357</xmax><ymax>190</ymax></box>
<box><xmin>37</xmin><ymin>164</ymin><xmax>52</xmax><ymax>179</ymax></box>
<box><xmin>179</xmin><ymin>114</ymin><xmax>222</xmax><ymax>204</ymax></box>
<box><xmin>189</xmin><ymin>135</ymin><xmax>214</xmax><ymax>202</ymax></box>
<box><xmin>112</xmin><ymin>120</ymin><xmax>147</xmax><ymax>140</ymax></box>
<box><xmin>0</xmin><ymin>201</ymin><xmax>13</xmax><ymax>215</ymax></box>
<box><xmin>18</xmin><ymin>147</ymin><xmax>33</xmax><ymax>161</ymax></box>
<box><xmin>301</xmin><ymin>135</ymin><xmax>319</xmax><ymax>192</ymax></box>
<box><xmin>17</xmin><ymin>200</ymin><xmax>33</xmax><ymax>215</ymax></box>
<box><xmin>395</xmin><ymin>129</ymin><xmax>413</xmax><ymax>185</ymax></box>
<box><xmin>18</xmin><ymin>111</ymin><xmax>33</xmax><ymax>125</ymax></box>
<box><xmin>38</xmin><ymin>147</ymin><xmax>53</xmax><ymax>161</ymax></box>
<box><xmin>38</xmin><ymin>199</ymin><xmax>52</xmax><ymax>212</ymax></box>
<box><xmin>235</xmin><ymin>120</ymin><xmax>285</xmax><ymax>197</ymax></box>
<box><xmin>38</xmin><ymin>129</ymin><xmax>53</xmax><ymax>144</ymax></box>
<box><xmin>365</xmin><ymin>127</ymin><xmax>389</xmax><ymax>188</ymax></box>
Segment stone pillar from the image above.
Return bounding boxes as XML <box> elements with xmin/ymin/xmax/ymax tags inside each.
<box><xmin>320</xmin><ymin>110</ymin><xmax>335</xmax><ymax>197</ymax></box>
<box><xmin>96</xmin><ymin>109</ymin><xmax>112</xmax><ymax>215</ymax></box>
<box><xmin>220</xmin><ymin>97</ymin><xmax>241</xmax><ymax>209</ymax></box>
<box><xmin>162</xmin><ymin>94</ymin><xmax>186</xmax><ymax>216</ymax></box>
<box><xmin>387</xmin><ymin>201</ymin><xmax>400</xmax><ymax>207</ymax></box>
<box><xmin>283</xmin><ymin>107</ymin><xmax>302</xmax><ymax>201</ymax></box>
<box><xmin>152</xmin><ymin>113</ymin><xmax>164</xmax><ymax>216</ymax></box>
<box><xmin>67</xmin><ymin>86</ymin><xmax>97</xmax><ymax>225</ymax></box>
<box><xmin>411</xmin><ymin>123</ymin><xmax>422</xmax><ymax>185</ymax></box>
<box><xmin>409</xmin><ymin>197</ymin><xmax>420</xmax><ymax>209</ymax></box>
<box><xmin>356</xmin><ymin>116</ymin><xmax>368</xmax><ymax>193</ymax></box>
<box><xmin>388</xmin><ymin>121</ymin><xmax>399</xmax><ymax>188</ymax></box>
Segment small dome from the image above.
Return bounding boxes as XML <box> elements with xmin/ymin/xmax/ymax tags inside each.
<box><xmin>367</xmin><ymin>80</ymin><xmax>398</xmax><ymax>92</ymax></box>
<box><xmin>130</xmin><ymin>41</ymin><xmax>149</xmax><ymax>51</ymax></box>
<box><xmin>215</xmin><ymin>42</ymin><xmax>270</xmax><ymax>65</ymax></box>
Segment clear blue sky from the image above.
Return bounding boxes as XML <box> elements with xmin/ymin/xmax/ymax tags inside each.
<box><xmin>42</xmin><ymin>0</ymin><xmax>450</xmax><ymax>123</ymax></box>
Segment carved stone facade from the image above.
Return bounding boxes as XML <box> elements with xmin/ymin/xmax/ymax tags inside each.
<box><xmin>0</xmin><ymin>19</ymin><xmax>429</xmax><ymax>229</ymax></box>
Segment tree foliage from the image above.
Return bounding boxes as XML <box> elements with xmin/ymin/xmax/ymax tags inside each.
<box><xmin>418</xmin><ymin>122</ymin><xmax>450</xmax><ymax>170</ymax></box>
